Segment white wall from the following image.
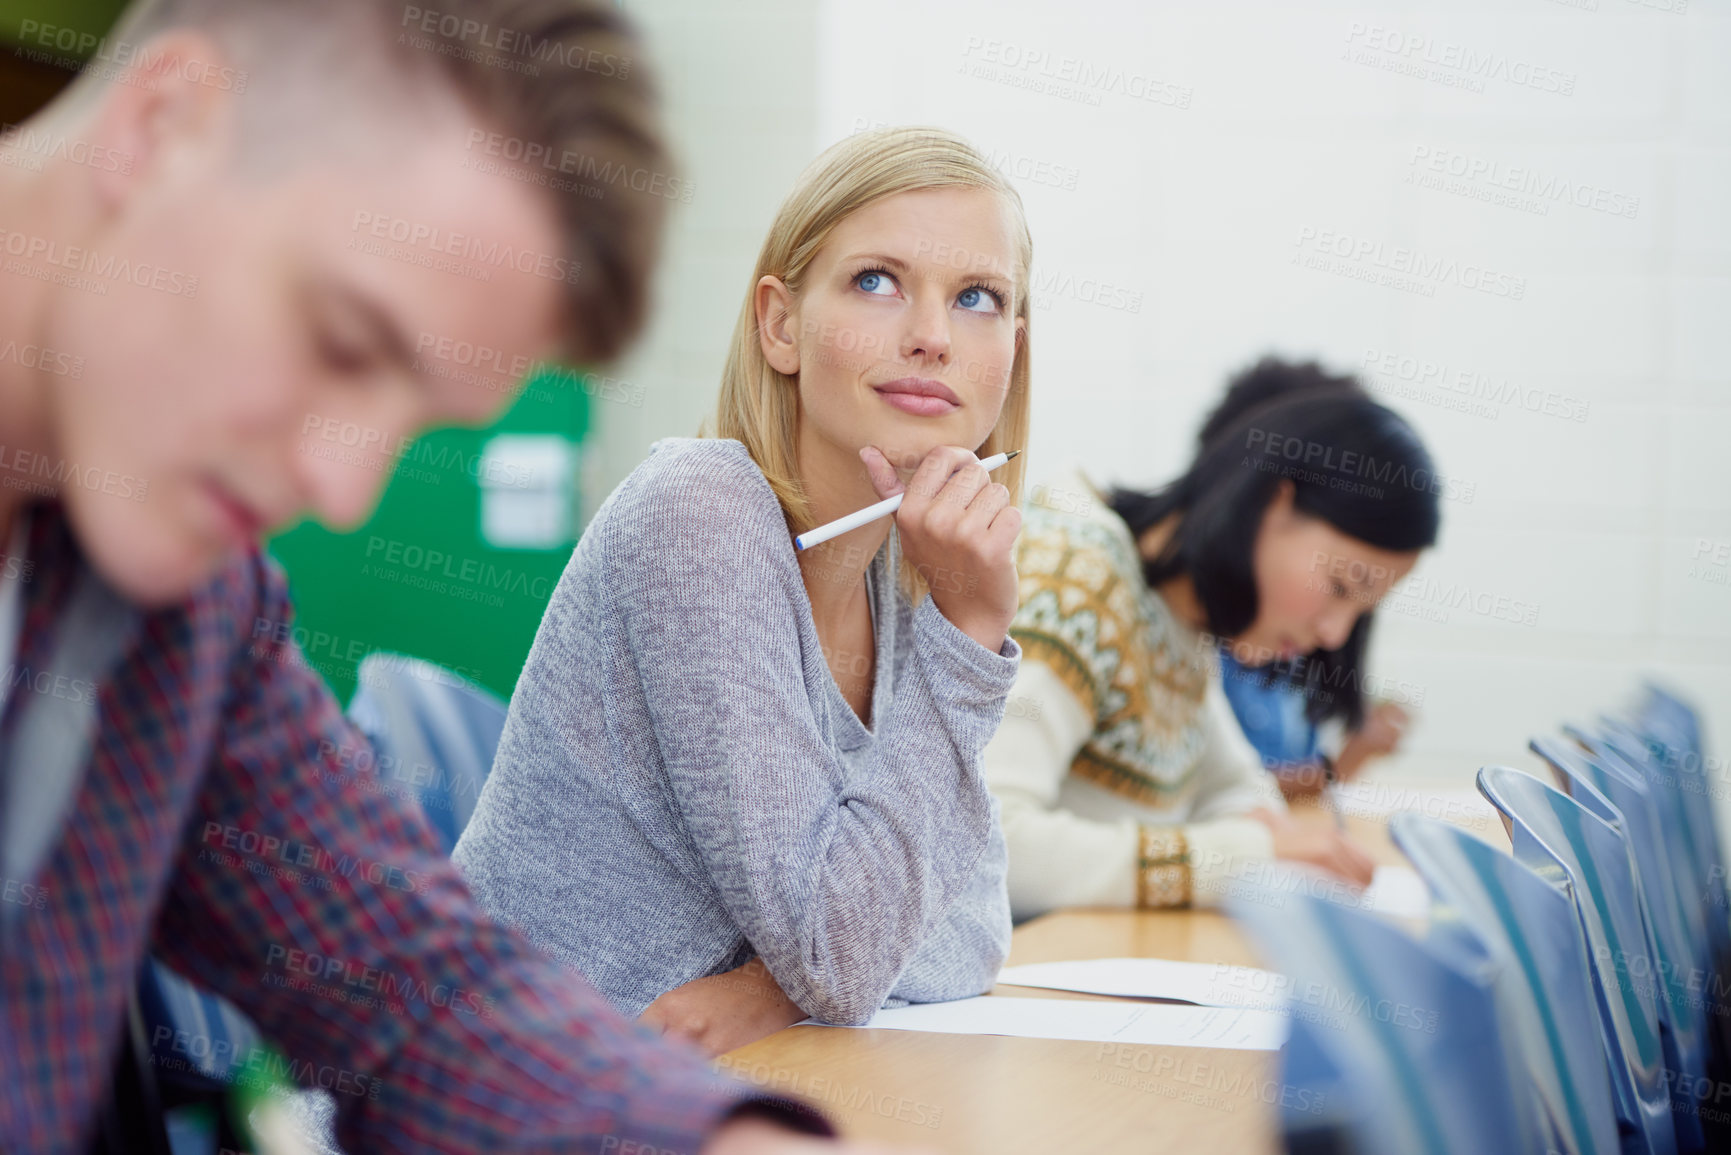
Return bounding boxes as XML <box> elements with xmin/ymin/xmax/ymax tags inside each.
<box><xmin>590</xmin><ymin>0</ymin><xmax>818</xmax><ymax>515</ymax></box>
<box><xmin>606</xmin><ymin>0</ymin><xmax>1731</xmax><ymax>800</ymax></box>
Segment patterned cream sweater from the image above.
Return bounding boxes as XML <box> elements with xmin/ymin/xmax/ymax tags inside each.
<box><xmin>986</xmin><ymin>474</ymin><xmax>1285</xmax><ymax>920</ymax></box>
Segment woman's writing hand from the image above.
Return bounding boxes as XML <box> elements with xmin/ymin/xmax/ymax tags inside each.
<box><xmin>1249</xmin><ymin>807</ymin><xmax>1377</xmax><ymax>887</ymax></box>
<box><xmin>861</xmin><ymin>444</ymin><xmax>1019</xmax><ymax>654</ymax></box>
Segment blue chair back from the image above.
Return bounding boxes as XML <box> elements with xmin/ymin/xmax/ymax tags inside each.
<box><xmin>1594</xmin><ymin>719</ymin><xmax>1726</xmax><ymax>970</ymax></box>
<box><xmin>137</xmin><ymin>959</ymin><xmax>262</xmax><ymax>1123</ymax></box>
<box><xmin>1229</xmin><ymin>882</ymin><xmax>1540</xmax><ymax>1155</ymax></box>
<box><xmin>1478</xmin><ymin>765</ymin><xmax>1679</xmax><ymax>1155</ymax></box>
<box><xmin>1596</xmin><ymin>712</ymin><xmax>1731</xmax><ymax>1108</ymax></box>
<box><xmin>1276</xmin><ymin>1013</ymin><xmax>1377</xmax><ymax>1154</ymax></box>
<box><xmin>1629</xmin><ymin>687</ymin><xmax>1729</xmax><ymax>954</ymax></box>
<box><xmin>346</xmin><ymin>653</ymin><xmax>509</xmax><ymax>852</ymax></box>
<box><xmin>1543</xmin><ymin>734</ymin><xmax>1713</xmax><ymax>1024</ymax></box>
<box><xmin>1389</xmin><ymin>812</ymin><xmax>1621</xmax><ymax>1155</ymax></box>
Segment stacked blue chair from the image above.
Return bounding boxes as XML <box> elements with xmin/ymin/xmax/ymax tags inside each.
<box><xmin>346</xmin><ymin>652</ymin><xmax>509</xmax><ymax>853</ymax></box>
<box><xmin>1228</xmin><ymin>880</ymin><xmax>1541</xmax><ymax>1155</ymax></box>
<box><xmin>1601</xmin><ymin>702</ymin><xmax>1731</xmax><ymax>1115</ymax></box>
<box><xmin>1532</xmin><ymin>735</ymin><xmax>1712</xmax><ymax>1148</ymax></box>
<box><xmin>1575</xmin><ymin>725</ymin><xmax>1714</xmax><ymax>982</ymax></box>
<box><xmin>1389</xmin><ymin>812</ymin><xmax>1621</xmax><ymax>1155</ymax></box>
<box><xmin>1478</xmin><ymin>765</ymin><xmax>1682</xmax><ymax>1154</ymax></box>
<box><xmin>1627</xmin><ymin>686</ymin><xmax>1731</xmax><ymax>965</ymax></box>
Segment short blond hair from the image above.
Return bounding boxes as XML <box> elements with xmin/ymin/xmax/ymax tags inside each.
<box><xmin>706</xmin><ymin>126</ymin><xmax>1032</xmax><ymax>536</ymax></box>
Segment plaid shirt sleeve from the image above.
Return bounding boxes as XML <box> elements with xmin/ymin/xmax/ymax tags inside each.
<box><xmin>148</xmin><ymin>550</ymin><xmax>830</xmax><ymax>1153</ymax></box>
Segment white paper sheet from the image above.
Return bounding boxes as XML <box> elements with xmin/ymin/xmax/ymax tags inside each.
<box><xmin>1219</xmin><ymin>858</ymin><xmax>1431</xmax><ymax>920</ymax></box>
<box><xmin>996</xmin><ymin>957</ymin><xmax>1288</xmax><ymax>1010</ymax></box>
<box><xmin>806</xmin><ymin>996</ymin><xmax>1286</xmax><ymax>1051</ymax></box>
<box><xmin>1331</xmin><ymin>780</ymin><xmax>1497</xmax><ymax>826</ymax></box>
<box><xmin>1360</xmin><ymin>864</ymin><xmax>1431</xmax><ymax>918</ymax></box>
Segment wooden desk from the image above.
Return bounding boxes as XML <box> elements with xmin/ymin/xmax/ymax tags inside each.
<box><xmin>718</xmin><ymin>783</ymin><xmax>1507</xmax><ymax>1153</ymax></box>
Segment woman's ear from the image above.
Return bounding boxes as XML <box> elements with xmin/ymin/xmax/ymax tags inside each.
<box><xmin>755</xmin><ymin>275</ymin><xmax>800</xmax><ymax>376</ymax></box>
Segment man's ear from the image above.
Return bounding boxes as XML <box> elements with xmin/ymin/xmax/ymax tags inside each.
<box><xmin>755</xmin><ymin>275</ymin><xmax>799</xmax><ymax>376</ymax></box>
<box><xmin>84</xmin><ymin>30</ymin><xmax>240</xmax><ymax>212</ymax></box>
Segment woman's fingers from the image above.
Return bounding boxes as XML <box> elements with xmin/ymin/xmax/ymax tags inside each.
<box><xmin>956</xmin><ymin>481</ymin><xmax>1010</xmax><ymax>540</ymax></box>
<box><xmin>889</xmin><ymin>445</ymin><xmax>1020</xmax><ymax>653</ymax></box>
<box><xmin>900</xmin><ymin>445</ymin><xmax>974</xmax><ymax>508</ymax></box>
<box><xmin>900</xmin><ymin>446</ymin><xmax>986</xmax><ymax>532</ymax></box>
<box><xmin>857</xmin><ymin>445</ymin><xmax>906</xmax><ymax>501</ymax></box>
<box><xmin>1332</xmin><ymin>837</ymin><xmax>1377</xmax><ymax>886</ymax></box>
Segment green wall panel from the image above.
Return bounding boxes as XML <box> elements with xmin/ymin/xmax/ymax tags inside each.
<box><xmin>0</xmin><ymin>2</ymin><xmax>130</xmax><ymax>51</ymax></box>
<box><xmin>268</xmin><ymin>368</ymin><xmax>592</xmax><ymax>705</ymax></box>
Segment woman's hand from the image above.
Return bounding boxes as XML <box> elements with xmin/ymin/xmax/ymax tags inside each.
<box><xmin>1249</xmin><ymin>807</ymin><xmax>1377</xmax><ymax>887</ymax></box>
<box><xmin>860</xmin><ymin>444</ymin><xmax>1020</xmax><ymax>653</ymax></box>
<box><xmin>1274</xmin><ymin>761</ymin><xmax>1328</xmax><ymax>802</ymax></box>
<box><xmin>1334</xmin><ymin>702</ymin><xmax>1410</xmax><ymax>780</ymax></box>
<box><xmin>638</xmin><ymin>958</ymin><xmax>807</xmax><ymax>1058</ymax></box>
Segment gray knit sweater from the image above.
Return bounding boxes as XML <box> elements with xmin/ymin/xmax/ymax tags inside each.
<box><xmin>452</xmin><ymin>437</ymin><xmax>1018</xmax><ymax>1026</ymax></box>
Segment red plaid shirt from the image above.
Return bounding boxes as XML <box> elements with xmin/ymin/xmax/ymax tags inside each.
<box><xmin>0</xmin><ymin>502</ymin><xmax>826</xmax><ymax>1153</ymax></box>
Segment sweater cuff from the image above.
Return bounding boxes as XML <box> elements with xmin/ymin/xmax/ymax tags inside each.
<box><xmin>617</xmin><ymin>1073</ymin><xmax>836</xmax><ymax>1154</ymax></box>
<box><xmin>1135</xmin><ymin>825</ymin><xmax>1193</xmax><ymax>909</ymax></box>
<box><xmin>1184</xmin><ymin>817</ymin><xmax>1277</xmax><ymax>910</ymax></box>
<box><xmin>721</xmin><ymin>1097</ymin><xmax>837</xmax><ymax>1138</ymax></box>
<box><xmin>912</xmin><ymin>594</ymin><xmax>1021</xmax><ymax>705</ymax></box>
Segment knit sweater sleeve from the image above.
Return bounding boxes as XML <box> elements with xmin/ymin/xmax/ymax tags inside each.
<box><xmin>604</xmin><ymin>442</ymin><xmax>1019</xmax><ymax>1025</ymax></box>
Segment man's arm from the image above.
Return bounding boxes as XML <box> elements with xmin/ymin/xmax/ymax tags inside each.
<box><xmin>149</xmin><ymin>551</ymin><xmax>831</xmax><ymax>1153</ymax></box>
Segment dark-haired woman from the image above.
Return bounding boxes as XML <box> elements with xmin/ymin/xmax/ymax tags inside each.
<box><xmin>986</xmin><ymin>358</ymin><xmax>1439</xmax><ymax>920</ymax></box>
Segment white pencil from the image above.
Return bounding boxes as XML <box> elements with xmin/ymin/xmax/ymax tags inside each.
<box><xmin>794</xmin><ymin>450</ymin><xmax>1021</xmax><ymax>552</ymax></box>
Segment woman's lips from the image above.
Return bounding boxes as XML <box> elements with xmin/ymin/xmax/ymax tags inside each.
<box><xmin>872</xmin><ymin>377</ymin><xmax>961</xmax><ymax>417</ymax></box>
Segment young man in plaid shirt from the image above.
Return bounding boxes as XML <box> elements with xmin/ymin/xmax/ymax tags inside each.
<box><xmin>0</xmin><ymin>2</ymin><xmax>916</xmax><ymax>1151</ymax></box>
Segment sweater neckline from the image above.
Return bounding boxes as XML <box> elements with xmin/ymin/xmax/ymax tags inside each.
<box><xmin>805</xmin><ymin>535</ymin><xmax>896</xmax><ymax>748</ymax></box>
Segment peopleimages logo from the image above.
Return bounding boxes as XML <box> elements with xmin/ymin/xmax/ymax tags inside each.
<box><xmin>264</xmin><ymin>943</ymin><xmax>495</xmax><ymax>1018</ymax></box>
<box><xmin>1360</xmin><ymin>348</ymin><xmax>1590</xmax><ymax>424</ymax></box>
<box><xmin>0</xmin><ymin>123</ymin><xmax>133</xmax><ymax>174</ymax></box>
<box><xmin>1342</xmin><ymin>23</ymin><xmax>1576</xmax><ymax>96</ymax></box>
<box><xmin>200</xmin><ymin>821</ymin><xmax>432</xmax><ymax>896</ymax></box>
<box><xmin>0</xmin><ymin>227</ymin><xmax>199</xmax><ymax>298</ymax></box>
<box><xmin>958</xmin><ymin>37</ymin><xmax>1193</xmax><ymax>110</ymax></box>
<box><xmin>13</xmin><ymin>19</ymin><xmax>250</xmax><ymax>92</ymax></box>
<box><xmin>348</xmin><ymin>211</ymin><xmax>580</xmax><ymax>284</ymax></box>
<box><xmin>1243</xmin><ymin>426</ymin><xmax>1477</xmax><ymax>505</ymax></box>
<box><xmin>400</xmin><ymin>6</ymin><xmax>633</xmax><ymax>77</ymax></box>
<box><xmin>1293</xmin><ymin>227</ymin><xmax>1525</xmax><ymax>301</ymax></box>
<box><xmin>1406</xmin><ymin>145</ymin><xmax>1640</xmax><ymax>220</ymax></box>
<box><xmin>463</xmin><ymin>131</ymin><xmax>693</xmax><ymax>203</ymax></box>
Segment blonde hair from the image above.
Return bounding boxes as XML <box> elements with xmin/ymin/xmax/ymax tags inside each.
<box><xmin>705</xmin><ymin>126</ymin><xmax>1032</xmax><ymax>536</ymax></box>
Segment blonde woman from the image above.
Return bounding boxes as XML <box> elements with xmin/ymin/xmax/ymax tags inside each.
<box><xmin>455</xmin><ymin>127</ymin><xmax>1032</xmax><ymax>1056</ymax></box>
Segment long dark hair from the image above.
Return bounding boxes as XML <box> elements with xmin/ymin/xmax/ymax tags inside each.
<box><xmin>1108</xmin><ymin>357</ymin><xmax>1441</xmax><ymax>728</ymax></box>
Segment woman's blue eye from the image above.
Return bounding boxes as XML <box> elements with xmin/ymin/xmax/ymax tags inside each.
<box><xmin>857</xmin><ymin>271</ymin><xmax>896</xmax><ymax>295</ymax></box>
<box><xmin>958</xmin><ymin>286</ymin><xmax>1000</xmax><ymax>313</ymax></box>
